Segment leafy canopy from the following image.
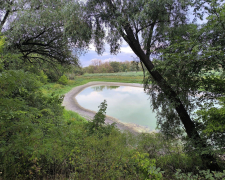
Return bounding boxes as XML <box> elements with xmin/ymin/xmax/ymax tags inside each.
<box><xmin>1</xmin><ymin>0</ymin><xmax>91</xmax><ymax>65</ymax></box>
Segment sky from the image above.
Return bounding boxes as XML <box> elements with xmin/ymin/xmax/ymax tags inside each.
<box><xmin>76</xmin><ymin>5</ymin><xmax>209</xmax><ymax>67</ymax></box>
<box><xmin>79</xmin><ymin>43</ymin><xmax>136</xmax><ymax>67</ymax></box>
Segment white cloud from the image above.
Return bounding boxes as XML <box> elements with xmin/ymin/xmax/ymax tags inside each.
<box><xmin>102</xmin><ymin>52</ymin><xmax>109</xmax><ymax>56</ymax></box>
<box><xmin>102</xmin><ymin>57</ymin><xmax>121</xmax><ymax>62</ymax></box>
<box><xmin>77</xmin><ymin>91</ymin><xmax>102</xmax><ymax>100</ymax></box>
<box><xmin>90</xmin><ymin>58</ymin><xmax>100</xmax><ymax>62</ymax></box>
<box><xmin>120</xmin><ymin>46</ymin><xmax>134</xmax><ymax>54</ymax></box>
<box><xmin>76</xmin><ymin>91</ymin><xmax>104</xmax><ymax>110</ymax></box>
<box><xmin>89</xmin><ymin>43</ymin><xmax>134</xmax><ymax>54</ymax></box>
<box><xmin>89</xmin><ymin>44</ymin><xmax>96</xmax><ymax>51</ymax></box>
<box><xmin>114</xmin><ymin>86</ymin><xmax>143</xmax><ymax>93</ymax></box>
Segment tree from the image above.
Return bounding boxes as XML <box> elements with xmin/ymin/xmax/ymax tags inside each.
<box><xmin>84</xmin><ymin>0</ymin><xmax>221</xmax><ymax>170</ymax></box>
<box><xmin>110</xmin><ymin>61</ymin><xmax>120</xmax><ymax>72</ymax></box>
<box><xmin>152</xmin><ymin>1</ymin><xmax>225</xmax><ymax>142</ymax></box>
<box><xmin>0</xmin><ymin>0</ymin><xmax>91</xmax><ymax>66</ymax></box>
<box><xmin>85</xmin><ymin>100</ymin><xmax>115</xmax><ymax>137</ymax></box>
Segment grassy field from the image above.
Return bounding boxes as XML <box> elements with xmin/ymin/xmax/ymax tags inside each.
<box><xmin>41</xmin><ymin>71</ymin><xmax>144</xmax><ymax>96</ymax></box>
<box><xmin>41</xmin><ymin>69</ymin><xmax>224</xmax><ymax>97</ymax></box>
<box><xmin>83</xmin><ymin>71</ymin><xmax>144</xmax><ymax>76</ymax></box>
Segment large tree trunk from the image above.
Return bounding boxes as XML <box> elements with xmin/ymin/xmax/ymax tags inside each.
<box><xmin>99</xmin><ymin>0</ymin><xmax>220</xmax><ymax>171</ymax></box>
<box><xmin>123</xmin><ymin>30</ymin><xmax>221</xmax><ymax>171</ymax></box>
<box><xmin>141</xmin><ymin>55</ymin><xmax>220</xmax><ymax>171</ymax></box>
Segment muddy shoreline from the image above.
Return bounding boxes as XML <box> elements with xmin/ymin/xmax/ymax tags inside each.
<box><xmin>62</xmin><ymin>81</ymin><xmax>154</xmax><ymax>133</ymax></box>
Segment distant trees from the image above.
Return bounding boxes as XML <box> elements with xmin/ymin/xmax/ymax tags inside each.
<box><xmin>83</xmin><ymin>60</ymin><xmax>141</xmax><ymax>73</ymax></box>
<box><xmin>110</xmin><ymin>61</ymin><xmax>120</xmax><ymax>72</ymax></box>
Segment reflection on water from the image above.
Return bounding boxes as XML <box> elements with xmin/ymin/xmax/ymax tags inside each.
<box><xmin>76</xmin><ymin>85</ymin><xmax>157</xmax><ymax>131</ymax></box>
<box><xmin>91</xmin><ymin>86</ymin><xmax>120</xmax><ymax>92</ymax></box>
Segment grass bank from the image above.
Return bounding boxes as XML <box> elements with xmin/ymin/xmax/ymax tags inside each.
<box><xmin>41</xmin><ymin>71</ymin><xmax>144</xmax><ymax>97</ymax></box>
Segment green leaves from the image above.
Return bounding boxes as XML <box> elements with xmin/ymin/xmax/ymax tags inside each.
<box><xmin>132</xmin><ymin>151</ymin><xmax>164</xmax><ymax>180</ymax></box>
<box><xmin>0</xmin><ymin>70</ymin><xmax>41</xmax><ymax>97</ymax></box>
<box><xmin>0</xmin><ymin>69</ymin><xmax>66</xmax><ymax>178</ymax></box>
<box><xmin>0</xmin><ymin>35</ymin><xmax>5</xmax><ymax>53</ymax></box>
<box><xmin>195</xmin><ymin>97</ymin><xmax>225</xmax><ymax>149</ymax></box>
<box><xmin>58</xmin><ymin>75</ymin><xmax>69</xmax><ymax>85</ymax></box>
<box><xmin>85</xmin><ymin>100</ymin><xmax>115</xmax><ymax>137</ymax></box>
<box><xmin>1</xmin><ymin>0</ymin><xmax>85</xmax><ymax>65</ymax></box>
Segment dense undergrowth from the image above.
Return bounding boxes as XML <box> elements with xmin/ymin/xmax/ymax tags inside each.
<box><xmin>1</xmin><ymin>71</ymin><xmax>225</xmax><ymax>179</ymax></box>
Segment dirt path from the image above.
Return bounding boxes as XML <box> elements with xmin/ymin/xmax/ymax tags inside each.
<box><xmin>62</xmin><ymin>81</ymin><xmax>151</xmax><ymax>133</ymax></box>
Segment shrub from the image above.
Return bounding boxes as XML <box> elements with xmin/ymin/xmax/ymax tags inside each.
<box><xmin>0</xmin><ymin>70</ymin><xmax>65</xmax><ymax>179</ymax></box>
<box><xmin>132</xmin><ymin>152</ymin><xmax>164</xmax><ymax>180</ymax></box>
<box><xmin>38</xmin><ymin>70</ymin><xmax>48</xmax><ymax>84</ymax></box>
<box><xmin>58</xmin><ymin>75</ymin><xmax>68</xmax><ymax>85</ymax></box>
<box><xmin>175</xmin><ymin>169</ymin><xmax>225</xmax><ymax>180</ymax></box>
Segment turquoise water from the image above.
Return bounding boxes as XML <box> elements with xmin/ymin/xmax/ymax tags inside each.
<box><xmin>76</xmin><ymin>85</ymin><xmax>157</xmax><ymax>131</ymax></box>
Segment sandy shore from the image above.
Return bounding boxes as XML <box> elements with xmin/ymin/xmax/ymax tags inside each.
<box><xmin>62</xmin><ymin>81</ymin><xmax>152</xmax><ymax>133</ymax></box>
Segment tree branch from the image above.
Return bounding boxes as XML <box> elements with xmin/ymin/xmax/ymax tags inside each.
<box><xmin>0</xmin><ymin>10</ymin><xmax>10</xmax><ymax>31</ymax></box>
<box><xmin>146</xmin><ymin>20</ymin><xmax>156</xmax><ymax>58</ymax></box>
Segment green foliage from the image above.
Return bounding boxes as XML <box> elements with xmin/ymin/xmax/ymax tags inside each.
<box><xmin>195</xmin><ymin>97</ymin><xmax>225</xmax><ymax>151</ymax></box>
<box><xmin>136</xmin><ymin>132</ymin><xmax>206</xmax><ymax>178</ymax></box>
<box><xmin>63</xmin><ymin>109</ymin><xmax>87</xmax><ymax>125</ymax></box>
<box><xmin>132</xmin><ymin>152</ymin><xmax>164</xmax><ymax>180</ymax></box>
<box><xmin>1</xmin><ymin>68</ymin><xmax>223</xmax><ymax>179</ymax></box>
<box><xmin>83</xmin><ymin>60</ymin><xmax>141</xmax><ymax>74</ymax></box>
<box><xmin>199</xmin><ymin>74</ymin><xmax>225</xmax><ymax>95</ymax></box>
<box><xmin>2</xmin><ymin>0</ymin><xmax>225</xmax><ymax>177</ymax></box>
<box><xmin>37</xmin><ymin>70</ymin><xmax>48</xmax><ymax>84</ymax></box>
<box><xmin>85</xmin><ymin>100</ymin><xmax>115</xmax><ymax>137</ymax></box>
<box><xmin>110</xmin><ymin>61</ymin><xmax>120</xmax><ymax>72</ymax></box>
<box><xmin>58</xmin><ymin>75</ymin><xmax>69</xmax><ymax>85</ymax></box>
<box><xmin>65</xmin><ymin>65</ymin><xmax>84</xmax><ymax>80</ymax></box>
<box><xmin>0</xmin><ymin>70</ymin><xmax>65</xmax><ymax>179</ymax></box>
<box><xmin>0</xmin><ymin>35</ymin><xmax>5</xmax><ymax>53</ymax></box>
<box><xmin>1</xmin><ymin>0</ymin><xmax>86</xmax><ymax>65</ymax></box>
<box><xmin>0</xmin><ymin>35</ymin><xmax>5</xmax><ymax>71</ymax></box>
<box><xmin>175</xmin><ymin>169</ymin><xmax>225</xmax><ymax>180</ymax></box>
<box><xmin>0</xmin><ymin>70</ymin><xmax>41</xmax><ymax>97</ymax></box>
<box><xmin>92</xmin><ymin>100</ymin><xmax>108</xmax><ymax>129</ymax></box>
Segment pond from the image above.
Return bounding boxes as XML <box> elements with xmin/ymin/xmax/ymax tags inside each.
<box><xmin>76</xmin><ymin>85</ymin><xmax>157</xmax><ymax>131</ymax></box>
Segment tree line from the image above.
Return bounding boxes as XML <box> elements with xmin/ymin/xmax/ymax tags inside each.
<box><xmin>83</xmin><ymin>59</ymin><xmax>142</xmax><ymax>73</ymax></box>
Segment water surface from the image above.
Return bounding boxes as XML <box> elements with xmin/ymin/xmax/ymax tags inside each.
<box><xmin>76</xmin><ymin>85</ymin><xmax>157</xmax><ymax>131</ymax></box>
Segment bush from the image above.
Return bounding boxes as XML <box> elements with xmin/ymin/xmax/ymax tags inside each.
<box><xmin>132</xmin><ymin>152</ymin><xmax>164</xmax><ymax>180</ymax></box>
<box><xmin>38</xmin><ymin>70</ymin><xmax>48</xmax><ymax>84</ymax></box>
<box><xmin>175</xmin><ymin>169</ymin><xmax>225</xmax><ymax>180</ymax></box>
<box><xmin>0</xmin><ymin>70</ymin><xmax>65</xmax><ymax>179</ymax></box>
<box><xmin>58</xmin><ymin>75</ymin><xmax>68</xmax><ymax>85</ymax></box>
